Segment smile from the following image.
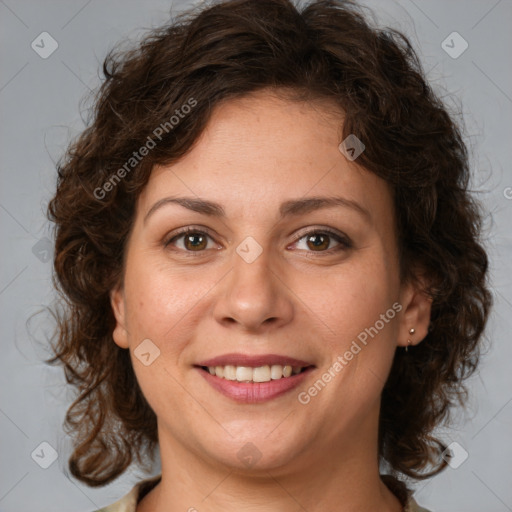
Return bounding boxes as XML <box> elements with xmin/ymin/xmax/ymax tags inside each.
<box><xmin>196</xmin><ymin>365</ymin><xmax>315</xmax><ymax>403</ymax></box>
<box><xmin>201</xmin><ymin>364</ymin><xmax>308</xmax><ymax>382</ymax></box>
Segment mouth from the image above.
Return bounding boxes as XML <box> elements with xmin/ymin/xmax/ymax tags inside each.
<box><xmin>197</xmin><ymin>364</ymin><xmax>312</xmax><ymax>383</ymax></box>
<box><xmin>195</xmin><ymin>353</ymin><xmax>315</xmax><ymax>382</ymax></box>
<box><xmin>194</xmin><ymin>353</ymin><xmax>316</xmax><ymax>403</ymax></box>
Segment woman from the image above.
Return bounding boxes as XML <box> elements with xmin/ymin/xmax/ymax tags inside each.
<box><xmin>46</xmin><ymin>0</ymin><xmax>492</xmax><ymax>511</ymax></box>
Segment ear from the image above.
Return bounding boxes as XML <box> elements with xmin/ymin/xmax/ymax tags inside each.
<box><xmin>110</xmin><ymin>284</ymin><xmax>129</xmax><ymax>349</ymax></box>
<box><xmin>397</xmin><ymin>271</ymin><xmax>433</xmax><ymax>349</ymax></box>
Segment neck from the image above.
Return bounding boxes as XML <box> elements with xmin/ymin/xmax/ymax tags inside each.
<box><xmin>138</xmin><ymin>410</ymin><xmax>403</xmax><ymax>512</ymax></box>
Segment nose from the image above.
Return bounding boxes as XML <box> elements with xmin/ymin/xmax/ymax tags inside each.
<box><xmin>213</xmin><ymin>245</ymin><xmax>294</xmax><ymax>333</ymax></box>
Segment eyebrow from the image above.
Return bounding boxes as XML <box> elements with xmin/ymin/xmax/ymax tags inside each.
<box><xmin>143</xmin><ymin>195</ymin><xmax>371</xmax><ymax>224</ymax></box>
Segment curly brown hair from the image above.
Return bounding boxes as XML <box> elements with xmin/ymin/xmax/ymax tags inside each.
<box><xmin>45</xmin><ymin>0</ymin><xmax>493</xmax><ymax>495</ymax></box>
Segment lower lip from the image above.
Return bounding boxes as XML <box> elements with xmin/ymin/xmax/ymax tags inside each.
<box><xmin>196</xmin><ymin>366</ymin><xmax>314</xmax><ymax>403</ymax></box>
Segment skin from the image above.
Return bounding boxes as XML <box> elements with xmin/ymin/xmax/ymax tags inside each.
<box><xmin>110</xmin><ymin>89</ymin><xmax>432</xmax><ymax>512</ymax></box>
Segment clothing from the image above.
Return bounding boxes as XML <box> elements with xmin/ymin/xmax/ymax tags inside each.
<box><xmin>92</xmin><ymin>474</ymin><xmax>432</xmax><ymax>512</ymax></box>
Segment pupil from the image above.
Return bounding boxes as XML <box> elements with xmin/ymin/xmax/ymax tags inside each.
<box><xmin>308</xmin><ymin>234</ymin><xmax>328</xmax><ymax>250</ymax></box>
<box><xmin>186</xmin><ymin>234</ymin><xmax>206</xmax><ymax>250</ymax></box>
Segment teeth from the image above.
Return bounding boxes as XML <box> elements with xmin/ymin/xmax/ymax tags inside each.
<box><xmin>224</xmin><ymin>365</ymin><xmax>236</xmax><ymax>380</ymax></box>
<box><xmin>205</xmin><ymin>364</ymin><xmax>305</xmax><ymax>382</ymax></box>
<box><xmin>236</xmin><ymin>366</ymin><xmax>253</xmax><ymax>382</ymax></box>
<box><xmin>253</xmin><ymin>365</ymin><xmax>271</xmax><ymax>383</ymax></box>
<box><xmin>270</xmin><ymin>364</ymin><xmax>283</xmax><ymax>379</ymax></box>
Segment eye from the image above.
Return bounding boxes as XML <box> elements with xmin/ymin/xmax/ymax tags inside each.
<box><xmin>164</xmin><ymin>227</ymin><xmax>218</xmax><ymax>253</ymax></box>
<box><xmin>291</xmin><ymin>229</ymin><xmax>352</xmax><ymax>255</ymax></box>
<box><xmin>163</xmin><ymin>226</ymin><xmax>352</xmax><ymax>256</ymax></box>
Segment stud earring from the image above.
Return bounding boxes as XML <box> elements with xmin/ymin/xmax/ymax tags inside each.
<box><xmin>406</xmin><ymin>328</ymin><xmax>415</xmax><ymax>352</ymax></box>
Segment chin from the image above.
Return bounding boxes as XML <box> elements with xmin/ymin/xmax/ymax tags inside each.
<box><xmin>203</xmin><ymin>433</ymin><xmax>306</xmax><ymax>473</ymax></box>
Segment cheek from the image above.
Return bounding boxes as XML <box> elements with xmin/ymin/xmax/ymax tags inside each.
<box><xmin>305</xmin><ymin>259</ymin><xmax>399</xmax><ymax>423</ymax></box>
<box><xmin>122</xmin><ymin>254</ymin><xmax>213</xmax><ymax>355</ymax></box>
<box><xmin>298</xmin><ymin>253</ymin><xmax>397</xmax><ymax>350</ymax></box>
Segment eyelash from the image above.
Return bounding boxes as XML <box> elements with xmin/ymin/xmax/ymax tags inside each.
<box><xmin>163</xmin><ymin>226</ymin><xmax>352</xmax><ymax>257</ymax></box>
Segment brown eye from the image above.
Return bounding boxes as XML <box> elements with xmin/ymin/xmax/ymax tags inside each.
<box><xmin>164</xmin><ymin>228</ymin><xmax>215</xmax><ymax>253</ymax></box>
<box><xmin>293</xmin><ymin>229</ymin><xmax>351</xmax><ymax>254</ymax></box>
<box><xmin>182</xmin><ymin>232</ymin><xmax>208</xmax><ymax>251</ymax></box>
<box><xmin>306</xmin><ymin>233</ymin><xmax>331</xmax><ymax>251</ymax></box>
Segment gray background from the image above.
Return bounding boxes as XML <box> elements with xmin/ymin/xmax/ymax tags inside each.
<box><xmin>1</xmin><ymin>0</ymin><xmax>511</xmax><ymax>511</ymax></box>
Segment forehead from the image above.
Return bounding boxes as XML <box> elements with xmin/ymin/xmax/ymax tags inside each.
<box><xmin>137</xmin><ymin>90</ymin><xmax>393</xmax><ymax>225</ymax></box>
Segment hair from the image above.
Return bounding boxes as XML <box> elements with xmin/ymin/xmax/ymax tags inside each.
<box><xmin>45</xmin><ymin>0</ymin><xmax>492</xmax><ymax>501</ymax></box>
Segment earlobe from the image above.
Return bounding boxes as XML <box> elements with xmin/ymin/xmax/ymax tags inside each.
<box><xmin>397</xmin><ymin>276</ymin><xmax>433</xmax><ymax>349</ymax></box>
<box><xmin>110</xmin><ymin>285</ymin><xmax>129</xmax><ymax>349</ymax></box>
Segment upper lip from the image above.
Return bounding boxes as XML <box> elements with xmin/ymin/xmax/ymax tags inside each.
<box><xmin>196</xmin><ymin>353</ymin><xmax>315</xmax><ymax>368</ymax></box>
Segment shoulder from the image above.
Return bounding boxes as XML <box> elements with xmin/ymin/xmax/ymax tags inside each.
<box><xmin>405</xmin><ymin>496</ymin><xmax>432</xmax><ymax>512</ymax></box>
<box><xmin>89</xmin><ymin>475</ymin><xmax>162</xmax><ymax>512</ymax></box>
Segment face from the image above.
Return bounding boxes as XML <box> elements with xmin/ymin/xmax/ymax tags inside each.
<box><xmin>110</xmin><ymin>90</ymin><xmax>431</xmax><ymax>475</ymax></box>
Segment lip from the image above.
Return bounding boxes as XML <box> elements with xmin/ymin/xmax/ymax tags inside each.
<box><xmin>196</xmin><ymin>366</ymin><xmax>315</xmax><ymax>403</ymax></box>
<box><xmin>196</xmin><ymin>353</ymin><xmax>314</xmax><ymax>368</ymax></box>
